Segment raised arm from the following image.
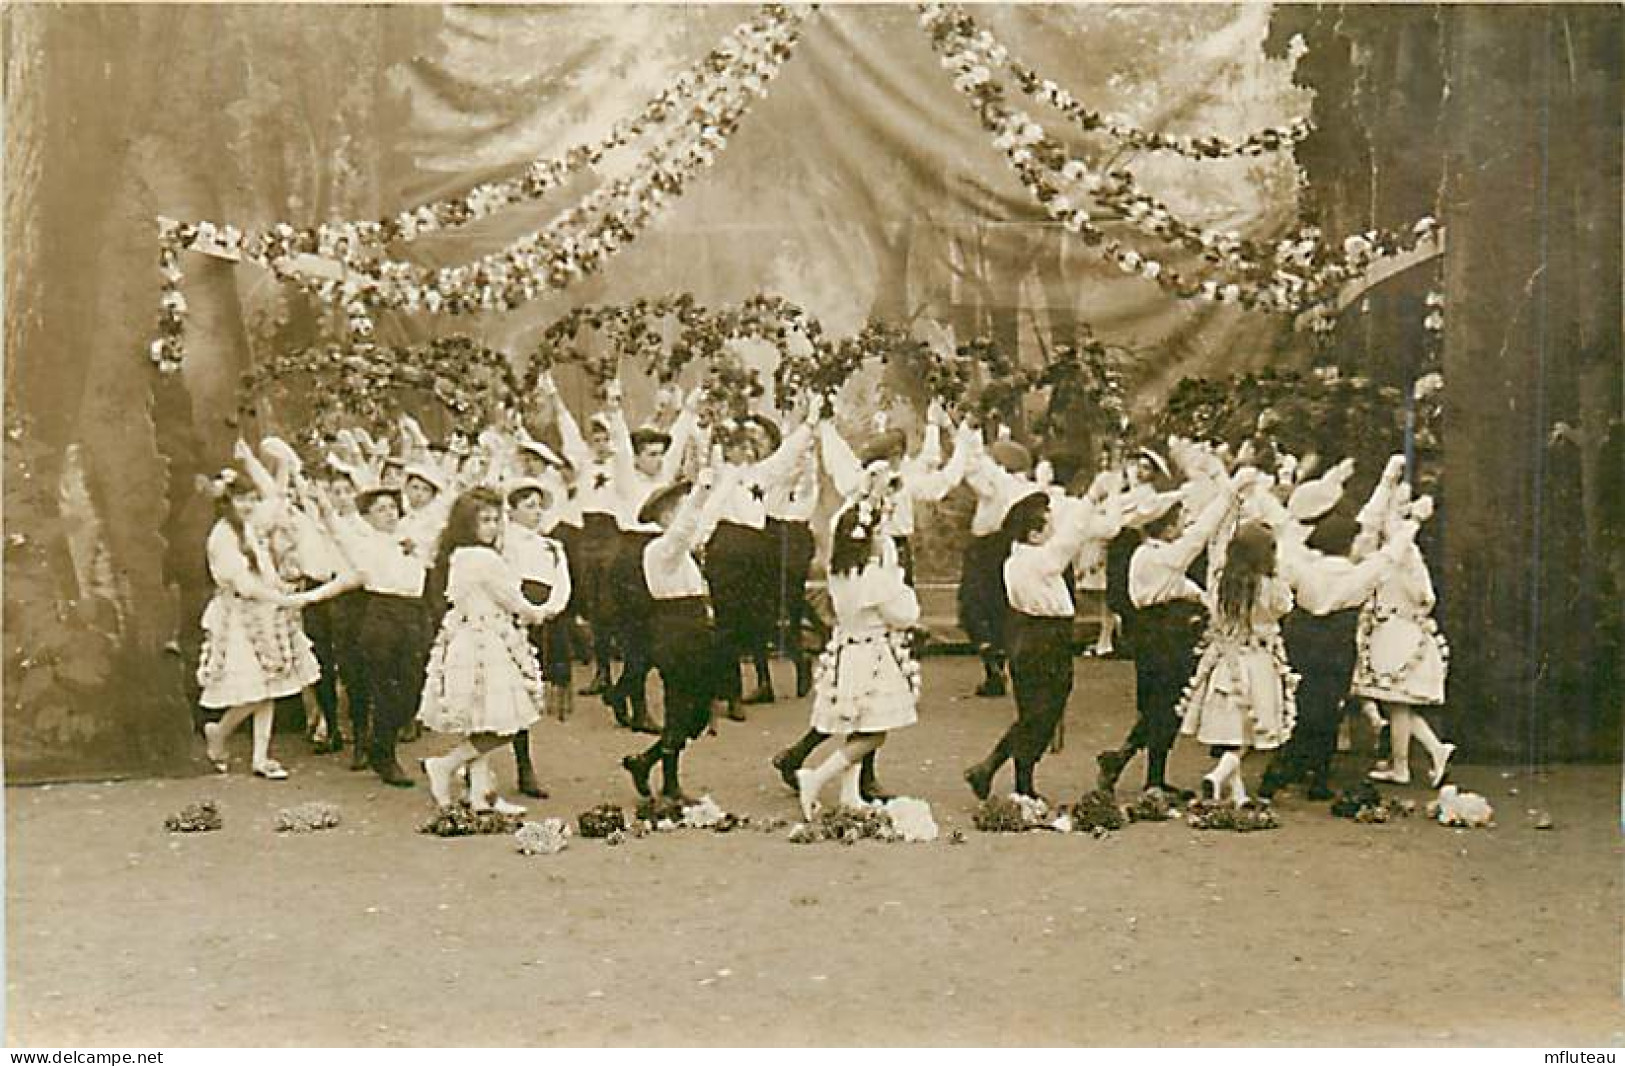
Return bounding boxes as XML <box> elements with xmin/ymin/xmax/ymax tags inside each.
<box><xmin>755</xmin><ymin>422</ymin><xmax>812</xmax><ymax>485</ymax></box>
<box><xmin>819</xmin><ymin>420</ymin><xmax>863</xmax><ymax>498</ymax></box>
<box><xmin>540</xmin><ymin>373</ymin><xmax>592</xmax><ymax>471</ymax></box>
<box><xmin>908</xmin><ymin>420</ymin><xmax>973</xmax><ymax>503</ymax></box>
<box><xmin>659</xmin><ymin>401</ymin><xmax>700</xmax><ymax>485</ymax></box>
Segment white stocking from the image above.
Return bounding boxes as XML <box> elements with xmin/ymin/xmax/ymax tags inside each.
<box><xmin>838</xmin><ymin>763</ymin><xmax>865</xmax><ymax>809</ymax></box>
<box><xmin>250</xmin><ymin>703</ymin><xmax>274</xmax><ymax>767</ymax></box>
<box><xmin>1386</xmin><ymin>706</ymin><xmax>1414</xmax><ymax>775</ymax></box>
<box><xmin>1408</xmin><ymin>711</ymin><xmax>1446</xmax><ymax>765</ymax></box>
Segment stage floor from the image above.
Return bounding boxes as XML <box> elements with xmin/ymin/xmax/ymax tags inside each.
<box><xmin>7</xmin><ymin>657</ymin><xmax>1621</xmax><ymax>1046</ymax></box>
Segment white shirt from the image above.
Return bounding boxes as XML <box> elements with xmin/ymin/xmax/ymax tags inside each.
<box><xmin>332</xmin><ymin>516</ymin><xmax>426</xmax><ymax>598</ymax></box>
<box><xmin>715</xmin><ymin>424</ymin><xmax>812</xmax><ymax>530</ymax></box>
<box><xmin>963</xmin><ymin>441</ymin><xmax>1038</xmax><ymax>537</ymax></box>
<box><xmin>819</xmin><ymin>421</ymin><xmax>971</xmax><ymax>537</ymax></box>
<box><xmin>1004</xmin><ymin>497</ymin><xmax>1096</xmax><ymax>617</ymax></box>
<box><xmin>502</xmin><ymin>523</ymin><xmax>572</xmax><ymax>619</ymax></box>
<box><xmin>1128</xmin><ymin>487</ymin><xmax>1236</xmax><ymax>609</ymax></box>
<box><xmin>398</xmin><ymin>494</ymin><xmax>451</xmax><ymax>563</ymax></box>
<box><xmin>206</xmin><ymin>521</ymin><xmax>286</xmax><ymax>602</ymax></box>
<box><xmin>612</xmin><ymin>408</ymin><xmax>698</xmax><ymax>530</ymax></box>
<box><xmin>766</xmin><ymin>444</ymin><xmax>819</xmax><ymax>523</ymax></box>
<box><xmin>642</xmin><ymin>482</ymin><xmax>728</xmax><ymax>601</ymax></box>
<box><xmin>555</xmin><ymin>404</ymin><xmax>621</xmax><ymax>519</ymax></box>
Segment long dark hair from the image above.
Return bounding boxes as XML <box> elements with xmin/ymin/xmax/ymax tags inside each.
<box><xmin>828</xmin><ymin>506</ymin><xmax>877</xmax><ymax>579</ymax></box>
<box><xmin>1216</xmin><ymin>521</ymin><xmax>1277</xmax><ymax>626</ymax></box>
<box><xmin>210</xmin><ymin>470</ymin><xmax>260</xmax><ymax>574</ymax></box>
<box><xmin>428</xmin><ymin>488</ymin><xmax>502</xmax><ymax>619</ymax></box>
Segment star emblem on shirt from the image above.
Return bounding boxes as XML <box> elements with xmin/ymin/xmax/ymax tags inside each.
<box><xmin>748</xmin><ymin>482</ymin><xmax>766</xmax><ymax>503</ymax></box>
<box><xmin>592</xmin><ymin>471</ymin><xmax>611</xmax><ymax>491</ymax></box>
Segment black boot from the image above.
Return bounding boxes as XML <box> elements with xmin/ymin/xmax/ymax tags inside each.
<box><xmin>974</xmin><ymin>649</ymin><xmax>1006</xmax><ymax>697</ymax></box>
<box><xmin>349</xmin><ymin>721</ymin><xmax>372</xmax><ymax>772</ymax></box>
<box><xmin>724</xmin><ymin>697</ymin><xmax>746</xmax><ymax>722</ymax></box>
<box><xmin>1013</xmin><ymin>759</ymin><xmax>1041</xmax><ymax>803</ymax></box>
<box><xmin>794</xmin><ymin>654</ymin><xmax>814</xmax><ymax>698</ymax></box>
<box><xmin>744</xmin><ymin>654</ymin><xmax>776</xmax><ymax>704</ymax></box>
<box><xmin>370</xmin><ymin>731</ymin><xmax>414</xmax><ymax>788</ymax></box>
<box><xmin>858</xmin><ymin>750</ymin><xmax>892</xmax><ymax>803</ymax></box>
<box><xmin>622</xmin><ymin>744</ymin><xmax>660</xmax><ymax>798</ymax></box>
<box><xmin>773</xmin><ymin>729</ymin><xmax>824</xmax><ymax>791</ymax></box>
<box><xmin>1095</xmin><ymin>747</ymin><xmax>1131</xmax><ymax>792</ymax></box>
<box><xmin>964</xmin><ymin>758</ymin><xmax>997</xmax><ymax>801</ymax></box>
<box><xmin>660</xmin><ymin>746</ymin><xmax>695</xmax><ymax>807</ymax></box>
<box><xmin>513</xmin><ymin>731</ymin><xmax>547</xmax><ymax>799</ymax></box>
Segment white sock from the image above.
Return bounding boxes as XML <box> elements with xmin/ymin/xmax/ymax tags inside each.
<box><xmin>838</xmin><ymin>763</ymin><xmax>865</xmax><ymax>808</ymax></box>
<box><xmin>1409</xmin><ymin>712</ymin><xmax>1446</xmax><ymax>765</ymax></box>
<box><xmin>810</xmin><ymin>749</ymin><xmax>852</xmax><ymax>792</ymax></box>
<box><xmin>1387</xmin><ymin>708</ymin><xmax>1413</xmax><ymax>775</ymax></box>
<box><xmin>468</xmin><ymin>754</ymin><xmax>495</xmax><ymax>809</ymax></box>
<box><xmin>251</xmin><ymin>704</ymin><xmax>273</xmax><ymax>766</ymax></box>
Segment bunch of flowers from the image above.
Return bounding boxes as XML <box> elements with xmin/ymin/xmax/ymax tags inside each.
<box><xmin>165</xmin><ymin>800</ymin><xmax>222</xmax><ymax>833</ymax></box>
<box><xmin>1427</xmin><ymin>785</ymin><xmax>1494</xmax><ymax>829</ymax></box>
<box><xmin>577</xmin><ymin>804</ymin><xmax>628</xmax><ymax>839</ymax></box>
<box><xmin>787</xmin><ymin>805</ymin><xmax>904</xmax><ymax>845</ymax></box>
<box><xmin>1125</xmin><ymin>787</ymin><xmax>1176</xmax><ymax>823</ymax></box>
<box><xmin>973</xmin><ymin>793</ymin><xmax>1053</xmax><ymax>832</ymax></box>
<box><xmin>274</xmin><ymin>801</ymin><xmax>343</xmax><ymax>833</ymax></box>
<box><xmin>1185</xmin><ymin>799</ymin><xmax>1280</xmax><ymax>832</ymax></box>
<box><xmin>419</xmin><ymin>803</ymin><xmax>528</xmax><ymax>838</ymax></box>
<box><xmin>514</xmin><ymin>818</ymin><xmax>573</xmax><ymax>856</ymax></box>
<box><xmin>680</xmin><ymin>795</ymin><xmax>729</xmax><ymax>829</ymax></box>
<box><xmin>1066</xmin><ymin>789</ymin><xmax>1127</xmax><ymax>834</ymax></box>
<box><xmin>917</xmin><ymin>3</ymin><xmax>1441</xmax><ymax>316</ymax></box>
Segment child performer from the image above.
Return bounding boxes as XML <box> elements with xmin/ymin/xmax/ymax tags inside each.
<box><xmin>198</xmin><ymin>468</ymin><xmax>348</xmax><ymax>779</ymax></box>
<box><xmin>1097</xmin><ymin>445</ymin><xmax>1238</xmax><ymax>797</ymax></box>
<box><xmin>503</xmin><ymin>479</ymin><xmax>574</xmax><ymax>798</ymax></box>
<box><xmin>603</xmin><ymin>386</ymin><xmax>697</xmax><ymax>731</ymax></box>
<box><xmin>621</xmin><ymin>457</ymin><xmax>738</xmax><ymax>805</ymax></box>
<box><xmin>419</xmin><ymin>489</ymin><xmax>556</xmax><ymax>813</ymax></box>
<box><xmin>705</xmin><ymin>413</ymin><xmax>813</xmax><ymax>719</ymax></box>
<box><xmin>1353</xmin><ymin>478</ymin><xmax>1454</xmax><ymax>787</ymax></box>
<box><xmin>959</xmin><ymin>430</ymin><xmax>1040</xmax><ymax>697</ymax></box>
<box><xmin>1176</xmin><ymin>506</ymin><xmax>1295</xmax><ymax>804</ymax></box>
<box><xmin>539</xmin><ymin>373</ymin><xmax>627</xmax><ymax>698</ymax></box>
<box><xmin>797</xmin><ymin>479</ymin><xmax>922</xmax><ymax>819</ymax></box>
<box><xmin>964</xmin><ymin>488</ymin><xmax>1105</xmax><ymax>801</ymax></box>
<box><xmin>321</xmin><ymin>481</ymin><xmax>431</xmax><ymax>788</ymax></box>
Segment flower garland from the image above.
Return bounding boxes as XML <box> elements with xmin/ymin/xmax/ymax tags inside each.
<box><xmin>150</xmin><ymin>5</ymin><xmax>810</xmax><ymax>373</ymax></box>
<box><xmin>236</xmin><ymin>336</ymin><xmax>524</xmax><ymax>444</ymax></box>
<box><xmin>945</xmin><ymin>8</ymin><xmax>1313</xmax><ymax>160</ymax></box>
<box><xmin>917</xmin><ymin>3</ymin><xmax>1442</xmax><ymax>315</ymax></box>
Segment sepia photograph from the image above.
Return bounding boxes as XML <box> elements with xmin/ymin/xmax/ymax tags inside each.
<box><xmin>3</xmin><ymin>0</ymin><xmax>1621</xmax><ymax>1051</ymax></box>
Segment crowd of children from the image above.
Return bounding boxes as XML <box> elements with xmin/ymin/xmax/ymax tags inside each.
<box><xmin>195</xmin><ymin>378</ymin><xmax>1452</xmax><ymax>820</ymax></box>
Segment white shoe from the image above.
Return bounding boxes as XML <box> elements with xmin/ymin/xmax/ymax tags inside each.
<box><xmin>1368</xmin><ymin>766</ymin><xmax>1411</xmax><ymax>785</ymax></box>
<box><xmin>252</xmin><ymin>760</ymin><xmax>289</xmax><ymax>780</ymax></box>
<box><xmin>489</xmin><ymin>796</ymin><xmax>527</xmax><ymax>816</ymax></box>
<box><xmin>1429</xmin><ymin>744</ymin><xmax>1457</xmax><ymax>788</ymax></box>
<box><xmin>795</xmin><ymin>768</ymin><xmax>822</xmax><ymax>822</ymax></box>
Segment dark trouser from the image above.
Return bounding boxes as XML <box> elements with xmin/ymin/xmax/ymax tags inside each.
<box><xmin>608</xmin><ymin>620</ymin><xmax>654</xmax><ymax>719</ymax></box>
<box><xmin>705</xmin><ymin>522</ymin><xmax>775</xmax><ymax>701</ymax></box>
<box><xmin>1123</xmin><ymin>602</ymin><xmax>1204</xmax><ymax>787</ymax></box>
<box><xmin>769</xmin><ymin>518</ymin><xmax>822</xmax><ymax>655</ymax></box>
<box><xmin>574</xmin><ymin>513</ymin><xmax>621</xmax><ymax>676</ymax></box>
<box><xmin>1270</xmin><ymin>610</ymin><xmax>1360</xmax><ymax>785</ymax></box>
<box><xmin>990</xmin><ymin>613</ymin><xmax>1074</xmax><ymax>795</ymax></box>
<box><xmin>329</xmin><ymin>588</ymin><xmax>369</xmax><ymax>741</ymax></box>
<box><xmin>356</xmin><ymin>593</ymin><xmax>429</xmax><ymax>767</ymax></box>
<box><xmin>958</xmin><ymin>533</ymin><xmax>1009</xmax><ymax>688</ymax></box>
<box><xmin>301</xmin><ymin>582</ymin><xmax>342</xmax><ymax>738</ymax></box>
<box><xmin>520</xmin><ymin>580</ymin><xmax>574</xmax><ymax>686</ymax></box>
<box><xmin>638</xmin><ymin>598</ymin><xmax>720</xmax><ymax>795</ymax></box>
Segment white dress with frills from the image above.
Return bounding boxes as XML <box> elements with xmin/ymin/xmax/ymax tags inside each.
<box><xmin>1177</xmin><ymin>576</ymin><xmax>1299</xmax><ymax>750</ymax></box>
<box><xmin>417</xmin><ymin>546</ymin><xmax>543</xmax><ymax>737</ymax></box>
<box><xmin>197</xmin><ymin>521</ymin><xmax>320</xmax><ymax>710</ymax></box>
<box><xmin>810</xmin><ymin>560</ymin><xmax>922</xmax><ymax>735</ymax></box>
<box><xmin>1350</xmin><ymin>542</ymin><xmax>1449</xmax><ymax>706</ymax></box>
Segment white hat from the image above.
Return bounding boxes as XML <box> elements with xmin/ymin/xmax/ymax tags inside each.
<box><xmin>402</xmin><ymin>462</ymin><xmax>447</xmax><ymax>494</ymax></box>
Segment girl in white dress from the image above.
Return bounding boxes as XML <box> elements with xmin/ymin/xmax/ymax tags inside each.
<box><xmin>1177</xmin><ymin>519</ymin><xmax>1299</xmax><ymax>804</ymax></box>
<box><xmin>1354</xmin><ymin>489</ymin><xmax>1454</xmax><ymax>787</ymax></box>
<box><xmin>796</xmin><ymin>493</ymin><xmax>922</xmax><ymax>820</ymax></box>
<box><xmin>419</xmin><ymin>489</ymin><xmax>556</xmax><ymax>814</ymax></box>
<box><xmin>198</xmin><ymin>469</ymin><xmax>345</xmax><ymax>779</ymax></box>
